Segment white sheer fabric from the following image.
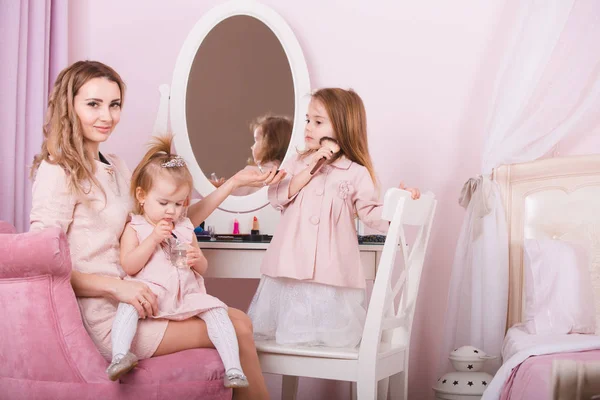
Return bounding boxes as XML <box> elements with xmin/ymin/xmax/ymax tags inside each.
<box><xmin>441</xmin><ymin>0</ymin><xmax>600</xmax><ymax>374</ymax></box>
<box><xmin>248</xmin><ymin>275</ymin><xmax>366</xmax><ymax>348</ymax></box>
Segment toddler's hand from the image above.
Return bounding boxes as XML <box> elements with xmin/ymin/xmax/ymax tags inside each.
<box><xmin>186</xmin><ymin>245</ymin><xmax>203</xmax><ymax>268</ymax></box>
<box><xmin>399</xmin><ymin>182</ymin><xmax>421</xmax><ymax>199</ymax></box>
<box><xmin>151</xmin><ymin>220</ymin><xmax>173</xmax><ymax>243</ymax></box>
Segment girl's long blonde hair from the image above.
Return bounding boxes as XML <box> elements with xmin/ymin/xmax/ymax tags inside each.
<box><xmin>30</xmin><ymin>61</ymin><xmax>126</xmax><ymax>197</ymax></box>
<box><xmin>131</xmin><ymin>134</ymin><xmax>194</xmax><ymax>215</ymax></box>
<box><xmin>307</xmin><ymin>88</ymin><xmax>377</xmax><ymax>185</ymax></box>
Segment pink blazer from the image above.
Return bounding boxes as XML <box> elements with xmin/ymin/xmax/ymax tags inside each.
<box><xmin>262</xmin><ymin>154</ymin><xmax>389</xmax><ymax>289</ymax></box>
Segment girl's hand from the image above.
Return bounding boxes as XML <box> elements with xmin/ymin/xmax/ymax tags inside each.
<box><xmin>186</xmin><ymin>245</ymin><xmax>203</xmax><ymax>268</ymax></box>
<box><xmin>399</xmin><ymin>182</ymin><xmax>421</xmax><ymax>199</ymax></box>
<box><xmin>113</xmin><ymin>279</ymin><xmax>158</xmax><ymax>318</ymax></box>
<box><xmin>150</xmin><ymin>219</ymin><xmax>173</xmax><ymax>244</ymax></box>
<box><xmin>307</xmin><ymin>147</ymin><xmax>335</xmax><ymax>173</ymax></box>
<box><xmin>231</xmin><ymin>165</ymin><xmax>286</xmax><ymax>188</ymax></box>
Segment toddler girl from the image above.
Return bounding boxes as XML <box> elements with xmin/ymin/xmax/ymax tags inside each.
<box><xmin>106</xmin><ymin>135</ymin><xmax>248</xmax><ymax>389</ymax></box>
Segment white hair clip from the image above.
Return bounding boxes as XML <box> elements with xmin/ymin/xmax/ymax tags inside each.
<box><xmin>162</xmin><ymin>156</ymin><xmax>186</xmax><ymax>168</ymax></box>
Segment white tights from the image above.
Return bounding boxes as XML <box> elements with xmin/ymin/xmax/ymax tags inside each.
<box><xmin>111</xmin><ymin>304</ymin><xmax>243</xmax><ymax>375</ymax></box>
<box><xmin>111</xmin><ymin>303</ymin><xmax>138</xmax><ymax>361</ymax></box>
<box><xmin>199</xmin><ymin>307</ymin><xmax>243</xmax><ymax>375</ymax></box>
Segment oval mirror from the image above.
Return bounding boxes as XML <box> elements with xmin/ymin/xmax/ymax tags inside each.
<box><xmin>170</xmin><ymin>0</ymin><xmax>310</xmax><ymax>212</ymax></box>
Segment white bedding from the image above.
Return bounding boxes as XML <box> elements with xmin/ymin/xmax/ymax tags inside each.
<box><xmin>482</xmin><ymin>325</ymin><xmax>600</xmax><ymax>400</ymax></box>
<box><xmin>501</xmin><ymin>324</ymin><xmax>600</xmax><ymax>361</ymax></box>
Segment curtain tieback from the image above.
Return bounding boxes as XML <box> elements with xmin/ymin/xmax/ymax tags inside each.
<box><xmin>459</xmin><ymin>175</ymin><xmax>495</xmax><ymax>239</ymax></box>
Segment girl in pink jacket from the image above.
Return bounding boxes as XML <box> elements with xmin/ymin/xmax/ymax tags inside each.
<box><xmin>248</xmin><ymin>88</ymin><xmax>419</xmax><ymax>348</ymax></box>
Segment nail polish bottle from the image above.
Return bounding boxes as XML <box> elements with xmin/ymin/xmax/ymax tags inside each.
<box><xmin>233</xmin><ymin>218</ymin><xmax>240</xmax><ymax>235</ymax></box>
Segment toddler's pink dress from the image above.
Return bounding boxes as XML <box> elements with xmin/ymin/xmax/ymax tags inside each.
<box><xmin>126</xmin><ymin>214</ymin><xmax>226</xmax><ymax>321</ymax></box>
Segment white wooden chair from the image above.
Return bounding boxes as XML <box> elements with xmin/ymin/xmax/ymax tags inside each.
<box><xmin>256</xmin><ymin>188</ymin><xmax>437</xmax><ymax>400</ymax></box>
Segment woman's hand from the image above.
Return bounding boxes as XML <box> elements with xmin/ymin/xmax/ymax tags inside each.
<box><xmin>210</xmin><ymin>177</ymin><xmax>226</xmax><ymax>188</ymax></box>
<box><xmin>399</xmin><ymin>182</ymin><xmax>421</xmax><ymax>199</ymax></box>
<box><xmin>186</xmin><ymin>245</ymin><xmax>204</xmax><ymax>269</ymax></box>
<box><xmin>231</xmin><ymin>165</ymin><xmax>286</xmax><ymax>189</ymax></box>
<box><xmin>113</xmin><ymin>279</ymin><xmax>158</xmax><ymax>318</ymax></box>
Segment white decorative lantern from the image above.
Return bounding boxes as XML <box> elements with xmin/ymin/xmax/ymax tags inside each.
<box><xmin>433</xmin><ymin>346</ymin><xmax>496</xmax><ymax>400</ymax></box>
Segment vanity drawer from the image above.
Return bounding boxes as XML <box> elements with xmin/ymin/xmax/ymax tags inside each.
<box><xmin>360</xmin><ymin>251</ymin><xmax>376</xmax><ymax>280</ymax></box>
<box><xmin>203</xmin><ymin>249</ymin><xmax>265</xmax><ymax>279</ymax></box>
<box><xmin>202</xmin><ymin>248</ymin><xmax>378</xmax><ymax>280</ymax></box>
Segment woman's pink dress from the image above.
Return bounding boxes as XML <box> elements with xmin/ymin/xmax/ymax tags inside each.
<box><xmin>30</xmin><ymin>155</ymin><xmax>164</xmax><ymax>360</ymax></box>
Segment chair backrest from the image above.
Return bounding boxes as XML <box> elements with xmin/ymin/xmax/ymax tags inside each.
<box><xmin>359</xmin><ymin>188</ymin><xmax>437</xmax><ymax>361</ymax></box>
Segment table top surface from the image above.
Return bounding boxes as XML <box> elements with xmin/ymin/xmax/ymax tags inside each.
<box><xmin>198</xmin><ymin>240</ymin><xmax>385</xmax><ymax>251</ymax></box>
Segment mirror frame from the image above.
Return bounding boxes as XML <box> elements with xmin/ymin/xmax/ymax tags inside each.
<box><xmin>170</xmin><ymin>0</ymin><xmax>310</xmax><ymax>213</ymax></box>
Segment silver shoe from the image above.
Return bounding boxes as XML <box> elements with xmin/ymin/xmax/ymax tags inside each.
<box><xmin>224</xmin><ymin>371</ymin><xmax>249</xmax><ymax>388</ymax></box>
<box><xmin>106</xmin><ymin>352</ymin><xmax>138</xmax><ymax>381</ymax></box>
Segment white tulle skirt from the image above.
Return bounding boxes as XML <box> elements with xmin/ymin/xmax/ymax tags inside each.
<box><xmin>248</xmin><ymin>275</ymin><xmax>366</xmax><ymax>348</ymax></box>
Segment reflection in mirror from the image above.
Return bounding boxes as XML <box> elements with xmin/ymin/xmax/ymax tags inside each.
<box><xmin>185</xmin><ymin>15</ymin><xmax>295</xmax><ymax>191</ymax></box>
<box><xmin>228</xmin><ymin>114</ymin><xmax>293</xmax><ymax>196</ymax></box>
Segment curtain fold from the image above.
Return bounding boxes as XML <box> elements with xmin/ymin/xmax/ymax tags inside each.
<box><xmin>0</xmin><ymin>0</ymin><xmax>68</xmax><ymax>232</ymax></box>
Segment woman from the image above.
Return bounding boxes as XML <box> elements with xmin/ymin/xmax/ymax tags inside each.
<box><xmin>29</xmin><ymin>60</ymin><xmax>283</xmax><ymax>399</ymax></box>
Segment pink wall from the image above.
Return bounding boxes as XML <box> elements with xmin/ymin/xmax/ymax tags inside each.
<box><xmin>68</xmin><ymin>1</ymin><xmax>600</xmax><ymax>399</ymax></box>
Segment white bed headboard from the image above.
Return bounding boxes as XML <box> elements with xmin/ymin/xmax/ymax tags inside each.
<box><xmin>493</xmin><ymin>154</ymin><xmax>600</xmax><ymax>331</ymax></box>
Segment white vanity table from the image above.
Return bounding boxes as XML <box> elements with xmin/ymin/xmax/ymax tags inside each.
<box><xmin>154</xmin><ymin>0</ymin><xmax>383</xmax><ymax>284</ymax></box>
<box><xmin>200</xmin><ymin>241</ymin><xmax>384</xmax><ymax>279</ymax></box>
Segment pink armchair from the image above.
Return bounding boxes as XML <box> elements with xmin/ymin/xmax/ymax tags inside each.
<box><xmin>0</xmin><ymin>222</ymin><xmax>231</xmax><ymax>400</ymax></box>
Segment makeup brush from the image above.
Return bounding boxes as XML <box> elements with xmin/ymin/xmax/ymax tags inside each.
<box><xmin>310</xmin><ymin>136</ymin><xmax>340</xmax><ymax>175</ymax></box>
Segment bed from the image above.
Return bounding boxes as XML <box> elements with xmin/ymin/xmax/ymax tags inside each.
<box><xmin>482</xmin><ymin>154</ymin><xmax>600</xmax><ymax>400</ymax></box>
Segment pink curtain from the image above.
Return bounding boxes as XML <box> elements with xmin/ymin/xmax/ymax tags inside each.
<box><xmin>0</xmin><ymin>0</ymin><xmax>68</xmax><ymax>232</ymax></box>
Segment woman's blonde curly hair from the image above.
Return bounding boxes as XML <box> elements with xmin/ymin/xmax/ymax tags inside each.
<box><xmin>30</xmin><ymin>60</ymin><xmax>126</xmax><ymax>198</ymax></box>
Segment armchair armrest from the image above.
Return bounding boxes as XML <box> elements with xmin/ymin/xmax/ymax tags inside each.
<box><xmin>0</xmin><ymin>220</ymin><xmax>16</xmax><ymax>233</ymax></box>
<box><xmin>0</xmin><ymin>226</ymin><xmax>111</xmax><ymax>383</ymax></box>
<box><xmin>0</xmin><ymin>227</ymin><xmax>72</xmax><ymax>280</ymax></box>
